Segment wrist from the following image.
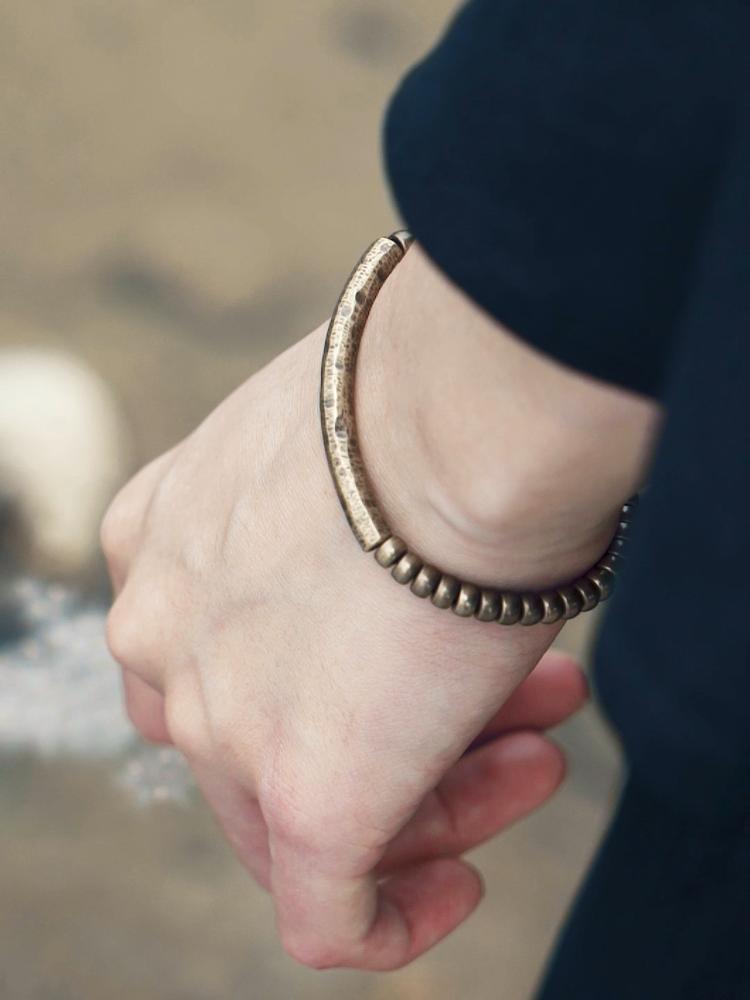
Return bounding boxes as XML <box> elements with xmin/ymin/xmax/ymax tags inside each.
<box><xmin>354</xmin><ymin>243</ymin><xmax>659</xmax><ymax>591</ymax></box>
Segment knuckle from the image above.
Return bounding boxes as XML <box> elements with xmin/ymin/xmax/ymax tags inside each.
<box><xmin>105</xmin><ymin>597</ymin><xmax>143</xmax><ymax>668</ymax></box>
<box><xmin>163</xmin><ymin>686</ymin><xmax>211</xmax><ymax>761</ymax></box>
<box><xmin>100</xmin><ymin>492</ymin><xmax>135</xmax><ymax>560</ymax></box>
<box><xmin>263</xmin><ymin>791</ymin><xmax>327</xmax><ymax>852</ymax></box>
<box><xmin>105</xmin><ymin>580</ymin><xmax>173</xmax><ymax>672</ymax></box>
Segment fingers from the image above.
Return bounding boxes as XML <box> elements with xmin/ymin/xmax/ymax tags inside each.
<box><xmin>269</xmin><ymin>834</ymin><xmax>482</xmax><ymax>971</ymax></box>
<box><xmin>121</xmin><ymin>669</ymin><xmax>171</xmax><ymax>745</ymax></box>
<box><xmin>379</xmin><ymin>858</ymin><xmax>483</xmax><ymax>966</ymax></box>
<box><xmin>101</xmin><ymin>449</ymin><xmax>175</xmax><ymax>594</ymax></box>
<box><xmin>377</xmin><ymin>730</ymin><xmax>564</xmax><ymax>875</ymax></box>
<box><xmin>474</xmin><ymin>649</ymin><xmax>588</xmax><ymax>745</ymax></box>
<box><xmin>192</xmin><ymin>730</ymin><xmax>564</xmax><ymax>970</ymax></box>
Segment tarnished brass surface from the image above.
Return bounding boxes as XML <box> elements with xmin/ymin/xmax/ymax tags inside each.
<box><xmin>475</xmin><ymin>589</ymin><xmax>501</xmax><ymax>622</ymax></box>
<box><xmin>520</xmin><ymin>595</ymin><xmax>544</xmax><ymax>626</ymax></box>
<box><xmin>608</xmin><ymin>536</ymin><xmax>626</xmax><ymax>557</ymax></box>
<box><xmin>558</xmin><ymin>586</ymin><xmax>583</xmax><ymax>620</ymax></box>
<box><xmin>587</xmin><ymin>566</ymin><xmax>615</xmax><ymax>602</ymax></box>
<box><xmin>375</xmin><ymin>535</ymin><xmax>407</xmax><ymax>568</ymax></box>
<box><xmin>391</xmin><ymin>551</ymin><xmax>422</xmax><ymax>585</ymax></box>
<box><xmin>320</xmin><ymin>230</ymin><xmax>638</xmax><ymax>625</ymax></box>
<box><xmin>411</xmin><ymin>564</ymin><xmax>441</xmax><ymax>598</ymax></box>
<box><xmin>320</xmin><ymin>235</ymin><xmax>408</xmax><ymax>551</ymax></box>
<box><xmin>597</xmin><ymin>553</ymin><xmax>619</xmax><ymax>574</ymax></box>
<box><xmin>432</xmin><ymin>574</ymin><xmax>460</xmax><ymax>609</ymax></box>
<box><xmin>497</xmin><ymin>592</ymin><xmax>523</xmax><ymax>625</ymax></box>
<box><xmin>540</xmin><ymin>592</ymin><xmax>565</xmax><ymax>625</ymax></box>
<box><xmin>574</xmin><ymin>578</ymin><xmax>600</xmax><ymax>612</ymax></box>
<box><xmin>453</xmin><ymin>583</ymin><xmax>480</xmax><ymax>617</ymax></box>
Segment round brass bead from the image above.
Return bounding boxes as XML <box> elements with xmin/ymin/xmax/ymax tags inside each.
<box><xmin>558</xmin><ymin>586</ymin><xmax>583</xmax><ymax>620</ymax></box>
<box><xmin>588</xmin><ymin>566</ymin><xmax>615</xmax><ymax>602</ymax></box>
<box><xmin>539</xmin><ymin>591</ymin><xmax>564</xmax><ymax>624</ymax></box>
<box><xmin>519</xmin><ymin>594</ymin><xmax>544</xmax><ymax>626</ymax></box>
<box><xmin>375</xmin><ymin>536</ymin><xmax>407</xmax><ymax>568</ymax></box>
<box><xmin>431</xmin><ymin>574</ymin><xmax>460</xmax><ymax>609</ymax></box>
<box><xmin>453</xmin><ymin>583</ymin><xmax>480</xmax><ymax>617</ymax></box>
<box><xmin>497</xmin><ymin>591</ymin><xmax>522</xmax><ymax>625</ymax></box>
<box><xmin>410</xmin><ymin>564</ymin><xmax>441</xmax><ymax>598</ymax></box>
<box><xmin>391</xmin><ymin>551</ymin><xmax>422</xmax><ymax>585</ymax></box>
<box><xmin>573</xmin><ymin>577</ymin><xmax>600</xmax><ymax>612</ymax></box>
<box><xmin>475</xmin><ymin>589</ymin><xmax>501</xmax><ymax>622</ymax></box>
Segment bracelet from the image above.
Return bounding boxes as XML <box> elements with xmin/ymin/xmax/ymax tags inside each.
<box><xmin>319</xmin><ymin>230</ymin><xmax>636</xmax><ymax>626</ymax></box>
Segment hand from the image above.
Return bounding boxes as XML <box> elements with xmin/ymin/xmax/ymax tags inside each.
<box><xmin>102</xmin><ymin>324</ymin><xmax>585</xmax><ymax>971</ymax></box>
<box><xmin>103</xmin><ymin>241</ymin><xmax>656</xmax><ymax>971</ymax></box>
<box><xmin>122</xmin><ymin>644</ymin><xmax>587</xmax><ymax>906</ymax></box>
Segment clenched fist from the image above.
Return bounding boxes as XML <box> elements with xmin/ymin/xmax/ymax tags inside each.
<box><xmin>102</xmin><ymin>319</ymin><xmax>591</xmax><ymax>970</ymax></box>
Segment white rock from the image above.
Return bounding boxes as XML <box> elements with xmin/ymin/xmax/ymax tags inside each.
<box><xmin>0</xmin><ymin>347</ymin><xmax>130</xmax><ymax>574</ymax></box>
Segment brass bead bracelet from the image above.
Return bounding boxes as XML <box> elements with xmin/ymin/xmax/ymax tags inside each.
<box><xmin>319</xmin><ymin>230</ymin><xmax>636</xmax><ymax>626</ymax></box>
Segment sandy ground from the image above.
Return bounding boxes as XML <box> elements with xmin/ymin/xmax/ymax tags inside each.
<box><xmin>0</xmin><ymin>3</ymin><xmax>622</xmax><ymax>997</ymax></box>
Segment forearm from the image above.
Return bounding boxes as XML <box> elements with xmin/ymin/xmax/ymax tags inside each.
<box><xmin>356</xmin><ymin>243</ymin><xmax>662</xmax><ymax>590</ymax></box>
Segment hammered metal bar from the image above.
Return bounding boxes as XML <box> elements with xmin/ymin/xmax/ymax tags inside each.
<box><xmin>320</xmin><ymin>235</ymin><xmax>409</xmax><ymax>550</ymax></box>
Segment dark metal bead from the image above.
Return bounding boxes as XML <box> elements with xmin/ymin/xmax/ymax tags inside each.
<box><xmin>475</xmin><ymin>589</ymin><xmax>501</xmax><ymax>622</ymax></box>
<box><xmin>615</xmin><ymin>519</ymin><xmax>631</xmax><ymax>540</ymax></box>
<box><xmin>520</xmin><ymin>594</ymin><xmax>544</xmax><ymax>626</ymax></box>
<box><xmin>597</xmin><ymin>553</ymin><xmax>620</xmax><ymax>574</ymax></box>
<box><xmin>539</xmin><ymin>591</ymin><xmax>564</xmax><ymax>625</ymax></box>
<box><xmin>375</xmin><ymin>536</ymin><xmax>407</xmax><ymax>568</ymax></box>
<box><xmin>452</xmin><ymin>583</ymin><xmax>480</xmax><ymax>617</ymax></box>
<box><xmin>608</xmin><ymin>536</ymin><xmax>627</xmax><ymax>557</ymax></box>
<box><xmin>587</xmin><ymin>566</ymin><xmax>615</xmax><ymax>602</ymax></box>
<box><xmin>391</xmin><ymin>551</ymin><xmax>422</xmax><ymax>585</ymax></box>
<box><xmin>497</xmin><ymin>592</ymin><xmax>522</xmax><ymax>625</ymax></box>
<box><xmin>410</xmin><ymin>564</ymin><xmax>441</xmax><ymax>598</ymax></box>
<box><xmin>558</xmin><ymin>586</ymin><xmax>583</xmax><ymax>620</ymax></box>
<box><xmin>432</xmin><ymin>574</ymin><xmax>460</xmax><ymax>609</ymax></box>
<box><xmin>573</xmin><ymin>577</ymin><xmax>600</xmax><ymax>612</ymax></box>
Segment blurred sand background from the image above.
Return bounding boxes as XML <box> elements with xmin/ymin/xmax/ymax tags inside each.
<box><xmin>0</xmin><ymin>3</ymin><xmax>621</xmax><ymax>998</ymax></box>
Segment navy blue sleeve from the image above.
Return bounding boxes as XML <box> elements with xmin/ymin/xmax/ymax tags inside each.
<box><xmin>383</xmin><ymin>0</ymin><xmax>738</xmax><ymax>398</ymax></box>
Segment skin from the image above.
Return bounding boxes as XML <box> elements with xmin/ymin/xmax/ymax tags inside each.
<box><xmin>102</xmin><ymin>244</ymin><xmax>661</xmax><ymax>970</ymax></box>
